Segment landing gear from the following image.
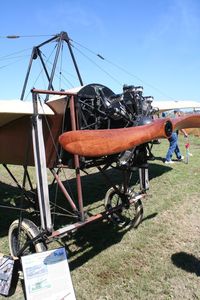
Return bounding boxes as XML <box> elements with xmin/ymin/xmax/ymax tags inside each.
<box><xmin>8</xmin><ymin>219</ymin><xmax>46</xmax><ymax>257</ymax></box>
<box><xmin>104</xmin><ymin>186</ymin><xmax>143</xmax><ymax>228</ymax></box>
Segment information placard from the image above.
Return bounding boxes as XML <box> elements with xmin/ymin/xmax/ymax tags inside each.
<box><xmin>21</xmin><ymin>248</ymin><xmax>76</xmax><ymax>300</ymax></box>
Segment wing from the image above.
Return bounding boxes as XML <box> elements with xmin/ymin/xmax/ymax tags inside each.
<box><xmin>59</xmin><ymin>118</ymin><xmax>172</xmax><ymax>157</ymax></box>
<box><xmin>152</xmin><ymin>100</ymin><xmax>200</xmax><ymax>113</ymax></box>
<box><xmin>0</xmin><ymin>100</ymin><xmax>54</xmax><ymax>127</ymax></box>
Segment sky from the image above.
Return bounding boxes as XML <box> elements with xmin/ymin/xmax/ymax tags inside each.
<box><xmin>1</xmin><ymin>0</ymin><xmax>200</xmax><ymax>101</ymax></box>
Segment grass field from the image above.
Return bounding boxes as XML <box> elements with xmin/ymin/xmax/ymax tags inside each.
<box><xmin>0</xmin><ymin>134</ymin><xmax>200</xmax><ymax>299</ymax></box>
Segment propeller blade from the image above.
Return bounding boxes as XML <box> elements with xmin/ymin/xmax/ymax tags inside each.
<box><xmin>172</xmin><ymin>114</ymin><xmax>200</xmax><ymax>130</ymax></box>
<box><xmin>59</xmin><ymin>118</ymin><xmax>172</xmax><ymax>157</ymax></box>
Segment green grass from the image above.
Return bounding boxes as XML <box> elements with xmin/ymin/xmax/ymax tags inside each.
<box><xmin>1</xmin><ymin>135</ymin><xmax>200</xmax><ymax>299</ymax></box>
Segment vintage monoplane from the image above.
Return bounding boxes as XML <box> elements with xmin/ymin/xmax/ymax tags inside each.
<box><xmin>1</xmin><ymin>32</ymin><xmax>200</xmax><ymax>258</ymax></box>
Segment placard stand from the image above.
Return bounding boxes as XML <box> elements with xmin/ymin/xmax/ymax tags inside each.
<box><xmin>21</xmin><ymin>248</ymin><xmax>76</xmax><ymax>300</ymax></box>
<box><xmin>0</xmin><ymin>255</ymin><xmax>16</xmax><ymax>296</ymax></box>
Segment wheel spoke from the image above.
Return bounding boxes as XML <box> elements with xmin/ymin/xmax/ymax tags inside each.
<box><xmin>8</xmin><ymin>219</ymin><xmax>46</xmax><ymax>257</ymax></box>
<box><xmin>104</xmin><ymin>186</ymin><xmax>143</xmax><ymax>228</ymax></box>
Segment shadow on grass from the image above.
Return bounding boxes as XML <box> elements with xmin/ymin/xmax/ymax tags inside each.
<box><xmin>151</xmin><ymin>155</ymin><xmax>165</xmax><ymax>162</ymax></box>
<box><xmin>58</xmin><ymin>164</ymin><xmax>172</xmax><ymax>207</ymax></box>
<box><xmin>149</xmin><ymin>161</ymin><xmax>172</xmax><ymax>180</ymax></box>
<box><xmin>0</xmin><ymin>163</ymin><xmax>171</xmax><ymax>239</ymax></box>
<box><xmin>0</xmin><ymin>181</ymin><xmax>30</xmax><ymax>237</ymax></box>
<box><xmin>0</xmin><ymin>165</ymin><xmax>160</xmax><ymax>270</ymax></box>
<box><xmin>67</xmin><ymin>219</ymin><xmax>133</xmax><ymax>271</ymax></box>
<box><xmin>67</xmin><ymin>212</ymin><xmax>158</xmax><ymax>271</ymax></box>
<box><xmin>171</xmin><ymin>252</ymin><xmax>200</xmax><ymax>276</ymax></box>
<box><xmin>141</xmin><ymin>212</ymin><xmax>158</xmax><ymax>223</ymax></box>
<box><xmin>49</xmin><ymin>199</ymin><xmax>158</xmax><ymax>271</ymax></box>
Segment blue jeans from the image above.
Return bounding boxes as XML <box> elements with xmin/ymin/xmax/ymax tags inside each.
<box><xmin>165</xmin><ymin>132</ymin><xmax>182</xmax><ymax>161</ymax></box>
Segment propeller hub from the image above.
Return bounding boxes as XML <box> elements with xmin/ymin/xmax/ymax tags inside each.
<box><xmin>164</xmin><ymin>120</ymin><xmax>173</xmax><ymax>137</ymax></box>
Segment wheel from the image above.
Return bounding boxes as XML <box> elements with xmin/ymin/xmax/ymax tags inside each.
<box><xmin>8</xmin><ymin>219</ymin><xmax>46</xmax><ymax>257</ymax></box>
<box><xmin>104</xmin><ymin>186</ymin><xmax>143</xmax><ymax>228</ymax></box>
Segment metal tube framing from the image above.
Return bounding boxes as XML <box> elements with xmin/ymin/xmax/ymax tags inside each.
<box><xmin>51</xmin><ymin>169</ymin><xmax>79</xmax><ymax>213</ymax></box>
<box><xmin>20</xmin><ymin>47</ymin><xmax>37</xmax><ymax>100</ymax></box>
<box><xmin>32</xmin><ymin>93</ymin><xmax>52</xmax><ymax>232</ymax></box>
<box><xmin>45</xmin><ymin>36</ymin><xmax>63</xmax><ymax>99</ymax></box>
<box><xmin>70</xmin><ymin>95</ymin><xmax>85</xmax><ymax>221</ymax></box>
<box><xmin>37</xmin><ymin>50</ymin><xmax>53</xmax><ymax>90</ymax></box>
<box><xmin>64</xmin><ymin>32</ymin><xmax>84</xmax><ymax>86</ymax></box>
<box><xmin>21</xmin><ymin>31</ymin><xmax>83</xmax><ymax>101</ymax></box>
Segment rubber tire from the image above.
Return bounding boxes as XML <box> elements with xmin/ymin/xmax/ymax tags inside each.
<box><xmin>104</xmin><ymin>187</ymin><xmax>143</xmax><ymax>228</ymax></box>
<box><xmin>8</xmin><ymin>218</ymin><xmax>46</xmax><ymax>257</ymax></box>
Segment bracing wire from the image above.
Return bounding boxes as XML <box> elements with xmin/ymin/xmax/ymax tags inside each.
<box><xmin>72</xmin><ymin>39</ymin><xmax>175</xmax><ymax>100</ymax></box>
<box><xmin>1</xmin><ymin>33</ymin><xmax>174</xmax><ymax>99</ymax></box>
<box><xmin>36</xmin><ymin>95</ymin><xmax>77</xmax><ymax>218</ymax></box>
<box><xmin>57</xmin><ymin>73</ymin><xmax>76</xmax><ymax>88</ymax></box>
<box><xmin>16</xmin><ymin>45</ymin><xmax>75</xmax><ymax>100</ymax></box>
<box><xmin>0</xmin><ymin>56</ymin><xmax>29</xmax><ymax>70</ymax></box>
<box><xmin>72</xmin><ymin>44</ymin><xmax>122</xmax><ymax>86</ymax></box>
<box><xmin>0</xmin><ymin>54</ymin><xmax>30</xmax><ymax>62</ymax></box>
<box><xmin>23</xmin><ymin>45</ymin><xmax>58</xmax><ymax>100</ymax></box>
<box><xmin>45</xmin><ymin>64</ymin><xmax>77</xmax><ymax>87</ymax></box>
<box><xmin>0</xmin><ymin>48</ymin><xmax>32</xmax><ymax>60</ymax></box>
<box><xmin>37</xmin><ymin>94</ymin><xmax>62</xmax><ymax>162</ymax></box>
<box><xmin>105</xmin><ymin>58</ymin><xmax>175</xmax><ymax>100</ymax></box>
<box><xmin>39</xmin><ymin>45</ymin><xmax>76</xmax><ymax>88</ymax></box>
<box><xmin>0</xmin><ymin>49</ymin><xmax>31</xmax><ymax>70</ymax></box>
<box><xmin>0</xmin><ymin>34</ymin><xmax>56</xmax><ymax>39</ymax></box>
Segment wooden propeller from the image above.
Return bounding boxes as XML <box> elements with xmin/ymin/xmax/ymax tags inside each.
<box><xmin>59</xmin><ymin>114</ymin><xmax>200</xmax><ymax>157</ymax></box>
<box><xmin>172</xmin><ymin>114</ymin><xmax>200</xmax><ymax>131</ymax></box>
<box><xmin>59</xmin><ymin>118</ymin><xmax>172</xmax><ymax>157</ymax></box>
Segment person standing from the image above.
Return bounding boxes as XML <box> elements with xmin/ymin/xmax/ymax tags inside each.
<box><xmin>164</xmin><ymin>109</ymin><xmax>188</xmax><ymax>164</ymax></box>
